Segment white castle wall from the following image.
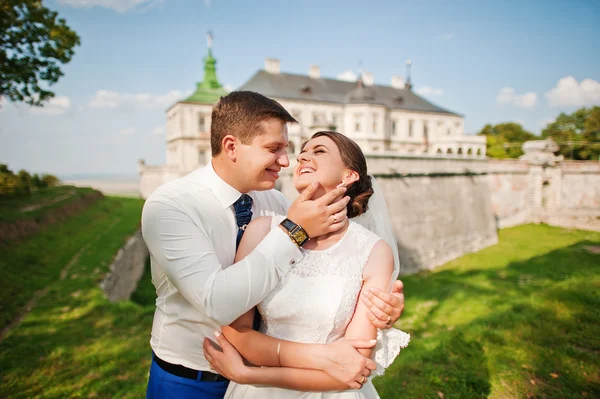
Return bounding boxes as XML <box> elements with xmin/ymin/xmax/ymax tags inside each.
<box><xmin>140</xmin><ymin>142</ymin><xmax>600</xmax><ymax>274</ymax></box>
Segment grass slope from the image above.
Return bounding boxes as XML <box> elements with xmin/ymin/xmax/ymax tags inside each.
<box><xmin>375</xmin><ymin>224</ymin><xmax>600</xmax><ymax>398</ymax></box>
<box><xmin>0</xmin><ymin>222</ymin><xmax>598</xmax><ymax>398</ymax></box>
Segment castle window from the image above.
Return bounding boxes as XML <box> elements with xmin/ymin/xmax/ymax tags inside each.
<box><xmin>372</xmin><ymin>113</ymin><xmax>378</xmax><ymax>134</ymax></box>
<box><xmin>312</xmin><ymin>112</ymin><xmax>325</xmax><ymax>125</ymax></box>
<box><xmin>198</xmin><ymin>114</ymin><xmax>206</xmax><ymax>132</ymax></box>
<box><xmin>354</xmin><ymin>115</ymin><xmax>362</xmax><ymax>133</ymax></box>
<box><xmin>391</xmin><ymin>120</ymin><xmax>397</xmax><ymax>136</ymax></box>
<box><xmin>408</xmin><ymin>120</ymin><xmax>414</xmax><ymax>137</ymax></box>
<box><xmin>332</xmin><ymin>114</ymin><xmax>340</xmax><ymax>129</ymax></box>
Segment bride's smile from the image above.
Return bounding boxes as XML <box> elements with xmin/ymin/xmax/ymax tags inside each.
<box><xmin>294</xmin><ymin>136</ymin><xmax>357</xmax><ymax>194</ymax></box>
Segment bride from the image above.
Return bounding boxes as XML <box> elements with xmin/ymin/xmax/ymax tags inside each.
<box><xmin>204</xmin><ymin>131</ymin><xmax>409</xmax><ymax>398</ymax></box>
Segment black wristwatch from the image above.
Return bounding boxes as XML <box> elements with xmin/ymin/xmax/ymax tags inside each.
<box><xmin>279</xmin><ymin>218</ymin><xmax>310</xmax><ymax>247</ymax></box>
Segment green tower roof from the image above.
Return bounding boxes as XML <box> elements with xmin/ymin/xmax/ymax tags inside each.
<box><xmin>185</xmin><ymin>45</ymin><xmax>228</xmax><ymax>104</ymax></box>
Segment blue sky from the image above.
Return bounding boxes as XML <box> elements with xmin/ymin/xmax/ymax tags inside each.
<box><xmin>1</xmin><ymin>0</ymin><xmax>599</xmax><ymax>176</ymax></box>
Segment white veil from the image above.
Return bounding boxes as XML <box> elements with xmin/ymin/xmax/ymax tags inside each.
<box><xmin>353</xmin><ymin>175</ymin><xmax>400</xmax><ymax>284</ymax></box>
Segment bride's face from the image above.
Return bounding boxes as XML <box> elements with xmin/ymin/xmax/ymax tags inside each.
<box><xmin>293</xmin><ymin>136</ymin><xmax>357</xmax><ymax>194</ymax></box>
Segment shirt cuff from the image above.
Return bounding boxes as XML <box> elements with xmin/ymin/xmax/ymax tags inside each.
<box><xmin>254</xmin><ymin>226</ymin><xmax>303</xmax><ymax>275</ymax></box>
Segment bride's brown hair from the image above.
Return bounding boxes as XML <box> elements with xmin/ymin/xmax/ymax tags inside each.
<box><xmin>305</xmin><ymin>131</ymin><xmax>374</xmax><ymax>218</ymax></box>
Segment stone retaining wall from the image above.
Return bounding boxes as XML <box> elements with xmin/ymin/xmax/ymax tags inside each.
<box><xmin>101</xmin><ymin>229</ymin><xmax>149</xmax><ymax>302</ymax></box>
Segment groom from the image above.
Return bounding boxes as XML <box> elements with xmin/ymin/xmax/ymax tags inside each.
<box><xmin>142</xmin><ymin>91</ymin><xmax>405</xmax><ymax>399</ymax></box>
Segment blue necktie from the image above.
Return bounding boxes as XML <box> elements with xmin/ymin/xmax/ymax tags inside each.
<box><xmin>233</xmin><ymin>194</ymin><xmax>253</xmax><ymax>250</ymax></box>
<box><xmin>233</xmin><ymin>194</ymin><xmax>261</xmax><ymax>330</ymax></box>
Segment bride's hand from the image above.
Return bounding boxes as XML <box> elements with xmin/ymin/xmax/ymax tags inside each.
<box><xmin>362</xmin><ymin>280</ymin><xmax>405</xmax><ymax>329</ymax></box>
<box><xmin>317</xmin><ymin>339</ymin><xmax>377</xmax><ymax>388</ymax></box>
<box><xmin>203</xmin><ymin>331</ymin><xmax>250</xmax><ymax>384</ymax></box>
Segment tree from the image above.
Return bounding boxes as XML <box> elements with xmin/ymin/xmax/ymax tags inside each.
<box><xmin>41</xmin><ymin>173</ymin><xmax>59</xmax><ymax>187</ymax></box>
<box><xmin>541</xmin><ymin>106</ymin><xmax>600</xmax><ymax>160</ymax></box>
<box><xmin>477</xmin><ymin>122</ymin><xmax>537</xmax><ymax>158</ymax></box>
<box><xmin>17</xmin><ymin>169</ymin><xmax>32</xmax><ymax>194</ymax></box>
<box><xmin>0</xmin><ymin>0</ymin><xmax>81</xmax><ymax>106</ymax></box>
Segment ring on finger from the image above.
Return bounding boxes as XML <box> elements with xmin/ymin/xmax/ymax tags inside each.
<box><xmin>362</xmin><ymin>375</ymin><xmax>368</xmax><ymax>384</ymax></box>
<box><xmin>333</xmin><ymin>214</ymin><xmax>338</xmax><ymax>223</ymax></box>
<box><xmin>386</xmin><ymin>315</ymin><xmax>392</xmax><ymax>325</ymax></box>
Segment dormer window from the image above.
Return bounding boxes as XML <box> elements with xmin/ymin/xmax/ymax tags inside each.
<box><xmin>394</xmin><ymin>96</ymin><xmax>404</xmax><ymax>104</ymax></box>
<box><xmin>300</xmin><ymin>85</ymin><xmax>312</xmax><ymax>94</ymax></box>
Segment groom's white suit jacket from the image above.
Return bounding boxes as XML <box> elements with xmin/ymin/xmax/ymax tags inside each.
<box><xmin>141</xmin><ymin>162</ymin><xmax>302</xmax><ymax>371</ymax></box>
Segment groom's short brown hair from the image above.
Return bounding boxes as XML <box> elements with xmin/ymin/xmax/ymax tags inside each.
<box><xmin>210</xmin><ymin>91</ymin><xmax>297</xmax><ymax>156</ymax></box>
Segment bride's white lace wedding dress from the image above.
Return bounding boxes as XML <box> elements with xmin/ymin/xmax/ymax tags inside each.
<box><xmin>225</xmin><ymin>215</ymin><xmax>410</xmax><ymax>399</ymax></box>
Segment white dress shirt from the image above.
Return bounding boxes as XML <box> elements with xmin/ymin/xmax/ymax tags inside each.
<box><xmin>141</xmin><ymin>162</ymin><xmax>302</xmax><ymax>371</ymax></box>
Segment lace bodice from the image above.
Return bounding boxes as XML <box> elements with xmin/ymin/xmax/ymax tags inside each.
<box><xmin>258</xmin><ymin>216</ymin><xmax>380</xmax><ymax>344</ymax></box>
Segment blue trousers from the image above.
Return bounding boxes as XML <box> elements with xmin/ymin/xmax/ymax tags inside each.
<box><xmin>146</xmin><ymin>357</ymin><xmax>230</xmax><ymax>399</ymax></box>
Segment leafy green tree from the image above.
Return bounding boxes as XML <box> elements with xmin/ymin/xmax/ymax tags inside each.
<box><xmin>41</xmin><ymin>173</ymin><xmax>59</xmax><ymax>187</ymax></box>
<box><xmin>31</xmin><ymin>173</ymin><xmax>42</xmax><ymax>189</ymax></box>
<box><xmin>542</xmin><ymin>106</ymin><xmax>600</xmax><ymax>160</ymax></box>
<box><xmin>0</xmin><ymin>0</ymin><xmax>81</xmax><ymax>106</ymax></box>
<box><xmin>17</xmin><ymin>169</ymin><xmax>32</xmax><ymax>195</ymax></box>
<box><xmin>477</xmin><ymin>122</ymin><xmax>537</xmax><ymax>158</ymax></box>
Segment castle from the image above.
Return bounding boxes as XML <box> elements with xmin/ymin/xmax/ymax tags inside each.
<box><xmin>138</xmin><ymin>38</ymin><xmax>486</xmax><ymax>198</ymax></box>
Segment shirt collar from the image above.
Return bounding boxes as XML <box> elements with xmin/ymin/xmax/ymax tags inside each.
<box><xmin>203</xmin><ymin>161</ymin><xmax>245</xmax><ymax>209</ymax></box>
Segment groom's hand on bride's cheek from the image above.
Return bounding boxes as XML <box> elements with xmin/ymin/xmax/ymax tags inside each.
<box><xmin>287</xmin><ymin>181</ymin><xmax>350</xmax><ymax>238</ymax></box>
<box><xmin>362</xmin><ymin>280</ymin><xmax>405</xmax><ymax>329</ymax></box>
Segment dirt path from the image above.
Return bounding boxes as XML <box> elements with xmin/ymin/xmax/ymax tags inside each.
<box><xmin>0</xmin><ymin>217</ymin><xmax>122</xmax><ymax>343</ymax></box>
<box><xmin>20</xmin><ymin>189</ymin><xmax>76</xmax><ymax>213</ymax></box>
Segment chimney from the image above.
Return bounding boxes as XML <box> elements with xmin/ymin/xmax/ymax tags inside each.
<box><xmin>309</xmin><ymin>65</ymin><xmax>320</xmax><ymax>79</ymax></box>
<box><xmin>362</xmin><ymin>71</ymin><xmax>374</xmax><ymax>86</ymax></box>
<box><xmin>265</xmin><ymin>58</ymin><xmax>280</xmax><ymax>74</ymax></box>
<box><xmin>391</xmin><ymin>75</ymin><xmax>405</xmax><ymax>89</ymax></box>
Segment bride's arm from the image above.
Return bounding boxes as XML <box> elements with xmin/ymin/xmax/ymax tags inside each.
<box><xmin>209</xmin><ymin>237</ymin><xmax>394</xmax><ymax>391</ymax></box>
<box><xmin>221</xmin><ymin>217</ymin><xmax>376</xmax><ymax>381</ymax></box>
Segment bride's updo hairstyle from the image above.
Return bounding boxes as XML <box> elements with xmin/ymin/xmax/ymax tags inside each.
<box><xmin>308</xmin><ymin>131</ymin><xmax>374</xmax><ymax>218</ymax></box>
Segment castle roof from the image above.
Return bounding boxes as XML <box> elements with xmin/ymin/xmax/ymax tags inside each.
<box><xmin>238</xmin><ymin>70</ymin><xmax>460</xmax><ymax>116</ymax></box>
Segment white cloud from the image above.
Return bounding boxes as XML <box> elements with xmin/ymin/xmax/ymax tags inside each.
<box><xmin>496</xmin><ymin>87</ymin><xmax>537</xmax><ymax>108</ymax></box>
<box><xmin>438</xmin><ymin>33</ymin><xmax>454</xmax><ymax>41</ymax></box>
<box><xmin>118</xmin><ymin>127</ymin><xmax>137</xmax><ymax>136</ymax></box>
<box><xmin>223</xmin><ymin>83</ymin><xmax>234</xmax><ymax>92</ymax></box>
<box><xmin>58</xmin><ymin>0</ymin><xmax>160</xmax><ymax>13</ymax></box>
<box><xmin>204</xmin><ymin>0</ymin><xmax>211</xmax><ymax>7</ymax></box>
<box><xmin>152</xmin><ymin>126</ymin><xmax>165</xmax><ymax>136</ymax></box>
<box><xmin>30</xmin><ymin>96</ymin><xmax>72</xmax><ymax>115</ymax></box>
<box><xmin>89</xmin><ymin>89</ymin><xmax>183</xmax><ymax>110</ymax></box>
<box><xmin>545</xmin><ymin>76</ymin><xmax>600</xmax><ymax>108</ymax></box>
<box><xmin>416</xmin><ymin>86</ymin><xmax>444</xmax><ymax>96</ymax></box>
<box><xmin>337</xmin><ymin>70</ymin><xmax>357</xmax><ymax>82</ymax></box>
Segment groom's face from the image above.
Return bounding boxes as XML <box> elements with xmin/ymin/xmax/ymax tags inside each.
<box><xmin>236</xmin><ymin>118</ymin><xmax>290</xmax><ymax>192</ymax></box>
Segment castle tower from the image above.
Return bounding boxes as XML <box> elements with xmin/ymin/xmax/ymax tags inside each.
<box><xmin>165</xmin><ymin>32</ymin><xmax>228</xmax><ymax>171</ymax></box>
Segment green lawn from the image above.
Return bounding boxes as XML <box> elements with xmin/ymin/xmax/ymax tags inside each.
<box><xmin>1</xmin><ymin>222</ymin><xmax>598</xmax><ymax>398</ymax></box>
<box><xmin>0</xmin><ymin>186</ymin><xmax>96</xmax><ymax>222</ymax></box>
<box><xmin>375</xmin><ymin>224</ymin><xmax>600</xmax><ymax>399</ymax></box>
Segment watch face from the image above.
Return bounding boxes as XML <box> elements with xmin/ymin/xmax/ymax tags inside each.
<box><xmin>294</xmin><ymin>230</ymin><xmax>308</xmax><ymax>244</ymax></box>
